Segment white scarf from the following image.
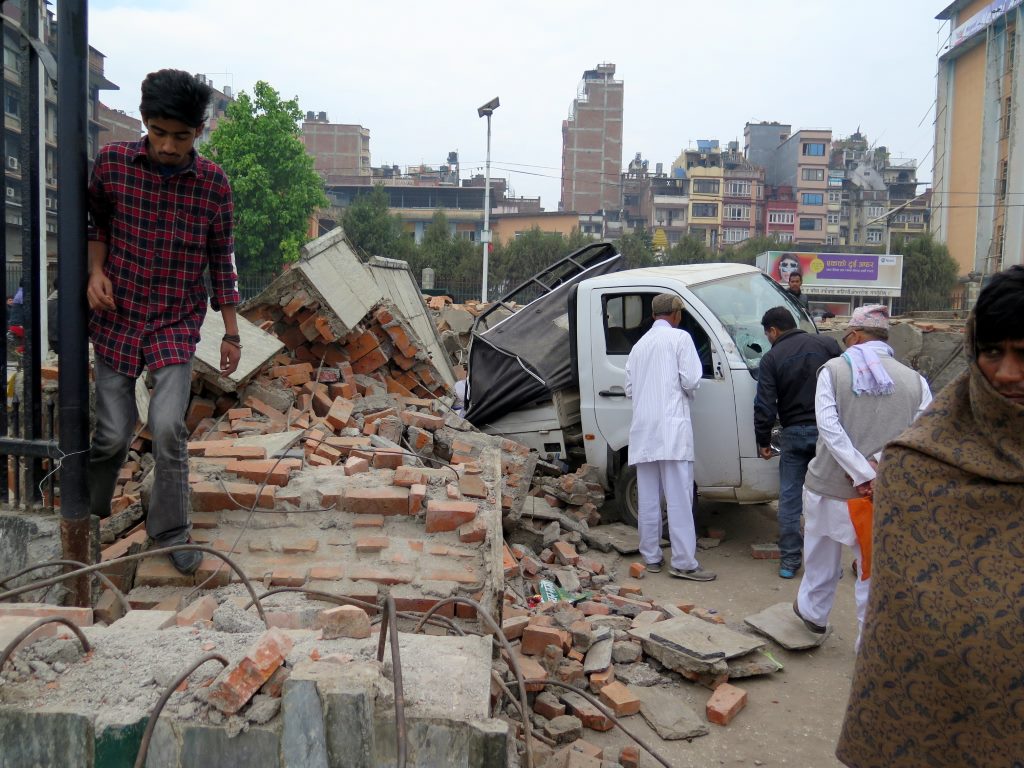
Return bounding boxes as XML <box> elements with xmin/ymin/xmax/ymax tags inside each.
<box><xmin>843</xmin><ymin>339</ymin><xmax>896</xmax><ymax>396</ymax></box>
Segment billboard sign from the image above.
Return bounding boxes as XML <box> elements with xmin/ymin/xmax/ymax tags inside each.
<box><xmin>950</xmin><ymin>0</ymin><xmax>1024</xmax><ymax>50</ymax></box>
<box><xmin>756</xmin><ymin>251</ymin><xmax>903</xmax><ymax>297</ymax></box>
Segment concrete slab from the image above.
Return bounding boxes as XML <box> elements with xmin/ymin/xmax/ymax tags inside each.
<box><xmin>195</xmin><ymin>309</ymin><xmax>285</xmax><ymax>393</ymax></box>
<box><xmin>630</xmin><ymin>613</ymin><xmax>764</xmax><ymax>663</ymax></box>
<box><xmin>391</xmin><ymin>633</ymin><xmax>493</xmax><ymax>721</ymax></box>
<box><xmin>634</xmin><ymin>686</ymin><xmax>709</xmax><ymax>741</ymax></box>
<box><xmin>743</xmin><ymin>602</ymin><xmax>831</xmax><ymax>650</ymax></box>
<box><xmin>582</xmin><ymin>523</ymin><xmax>640</xmax><ymax>554</ymax></box>
<box><xmin>297</xmin><ymin>229</ymin><xmax>384</xmax><ymax>332</ymax></box>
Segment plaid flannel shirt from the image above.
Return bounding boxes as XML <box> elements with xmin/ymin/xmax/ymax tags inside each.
<box><xmin>88</xmin><ymin>139</ymin><xmax>239</xmax><ymax>377</ymax></box>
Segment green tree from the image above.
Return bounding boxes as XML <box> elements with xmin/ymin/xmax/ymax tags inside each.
<box><xmin>720</xmin><ymin>235</ymin><xmax>783</xmax><ymax>265</ymax></box>
<box><xmin>417</xmin><ymin>210</ymin><xmax>479</xmax><ymax>292</ymax></box>
<box><xmin>490</xmin><ymin>227</ymin><xmax>574</xmax><ymax>289</ymax></box>
<box><xmin>342</xmin><ymin>185</ymin><xmax>415</xmax><ymax>262</ymax></box>
<box><xmin>615</xmin><ymin>228</ymin><xmax>656</xmax><ymax>269</ymax></box>
<box><xmin>201</xmin><ymin>81</ymin><xmax>328</xmax><ymax>274</ymax></box>
<box><xmin>893</xmin><ymin>233</ymin><xmax>959</xmax><ymax>311</ymax></box>
<box><xmin>664</xmin><ymin>235</ymin><xmax>713</xmax><ymax>265</ymax></box>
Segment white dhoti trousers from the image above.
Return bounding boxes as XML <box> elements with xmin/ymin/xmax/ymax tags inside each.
<box><xmin>795</xmin><ymin>487</ymin><xmax>871</xmax><ymax>646</ymax></box>
<box><xmin>635</xmin><ymin>460</ymin><xmax>698</xmax><ymax>572</ymax></box>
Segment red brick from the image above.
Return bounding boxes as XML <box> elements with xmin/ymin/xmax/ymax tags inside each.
<box><xmin>446</xmin><ymin>483</ymin><xmax>461</xmax><ymax>499</ymax></box>
<box><xmin>502</xmin><ymin>616</ymin><xmax>530</xmax><ymax>640</ymax></box>
<box><xmin>424</xmin><ymin>500</ymin><xmax>479</xmax><ymax>533</ymax></box>
<box><xmin>628</xmin><ymin>562</ymin><xmax>646</xmax><ymax>579</ymax></box>
<box><xmin>458</xmin><ymin>518</ymin><xmax>488</xmax><ymax>544</ymax></box>
<box><xmin>225</xmin><ymin>458</ymin><xmax>299</xmax><ymax>486</ymax></box>
<box><xmin>562</xmin><ymin>694</ymin><xmax>613</xmax><ymax>732</ymax></box>
<box><xmin>176</xmin><ymin>596</ymin><xmax>218</xmax><ymax>627</ymax></box>
<box><xmin>706</xmin><ymin>682</ymin><xmax>747</xmax><ymax>726</ymax></box>
<box><xmin>506</xmin><ymin>650</ymin><xmax>547</xmax><ymax>692</ymax></box>
<box><xmin>344</xmin><ymin>487</ymin><xmax>410</xmax><ymax>516</ymax></box>
<box><xmin>372</xmin><ymin>450</ymin><xmax>404</xmax><ymax>470</ymax></box>
<box><xmin>185</xmin><ymin>397</ymin><xmax>216</xmax><ymax>433</ymax></box>
<box><xmin>534</xmin><ymin>694</ymin><xmax>566</xmax><ymax>720</ymax></box>
<box><xmin>343</xmin><ymin>329</ymin><xmax>380</xmax><ymax>361</ymax></box>
<box><xmin>191</xmin><ymin>481</ymin><xmax>275</xmax><ymax>512</ymax></box>
<box><xmin>521</xmin><ymin>624</ymin><xmax>567</xmax><ymax>656</ymax></box>
<box><xmin>351</xmin><ymin>346</ymin><xmax>389</xmax><ymax>375</ymax></box>
<box><xmin>0</xmin><ymin>603</ymin><xmax>93</xmax><ymax>626</ymax></box>
<box><xmin>393</xmin><ymin>465</ymin><xmax>427</xmax><ymax>487</ymax></box>
<box><xmin>348</xmin><ymin>566</ymin><xmax>413</xmax><ymax>585</ymax></box>
<box><xmin>270</xmin><ymin>566</ymin><xmax>308</xmax><ymax>587</ymax></box>
<box><xmin>325</xmin><ymin>397</ymin><xmax>355</xmax><ymax>432</ymax></box>
<box><xmin>353</xmin><ymin>514</ymin><xmax>384</xmax><ymax>528</ymax></box>
<box><xmin>552</xmin><ymin>541</ymin><xmax>579</xmax><ymax>566</ymax></box>
<box><xmin>308</xmin><ymin>564</ymin><xmax>344</xmax><ymax>581</ymax></box>
<box><xmin>408</xmin><ymin>483</ymin><xmax>426</xmax><ymax>515</ymax></box>
<box><xmin>598</xmin><ymin>681</ymin><xmax>641</xmax><ymax>717</ymax></box>
<box><xmin>420</xmin><ymin>568</ymin><xmax>480</xmax><ymax>585</ymax></box>
<box><xmin>244</xmin><ymin>397</ymin><xmax>289</xmax><ymax>429</ymax></box>
<box><xmin>344</xmin><ymin>456</ymin><xmax>369</xmax><ymax>475</ymax></box>
<box><xmin>134</xmin><ymin>556</ymin><xmax>196</xmax><ymax>587</ymax></box>
<box><xmin>202</xmin><ymin>445</ymin><xmax>268</xmax><ymax>460</ymax></box>
<box><xmin>270</xmin><ymin>362</ymin><xmax>314</xmax><ymax>380</ymax></box>
<box><xmin>205</xmin><ymin>628</ymin><xmax>294</xmax><ymax>714</ymax></box>
<box><xmin>281</xmin><ymin>295</ymin><xmax>306</xmax><ymax>317</ymax></box>
<box><xmin>570</xmin><ymin>740</ymin><xmax>603</xmax><ymax>760</ymax></box>
<box><xmin>619</xmin><ymin>746</ymin><xmax>640</xmax><ymax>768</ymax></box>
<box><xmin>399</xmin><ymin>410</ymin><xmax>444</xmax><ymax>431</ymax></box>
<box><xmin>578</xmin><ymin>601</ymin><xmax>610</xmax><ymax>617</ymax></box>
<box><xmin>355</xmin><ymin>536</ymin><xmax>389</xmax><ymax>553</ymax></box>
<box><xmin>313</xmin><ymin>442</ymin><xmax>342</xmax><ymax>464</ymax></box>
<box><xmin>588</xmin><ymin>666</ymin><xmax>615</xmax><ymax>693</ymax></box>
<box><xmin>316</xmin><ymin>605</ymin><xmax>371</xmax><ymax>640</ymax></box>
<box><xmin>282</xmin><ymin>539</ymin><xmax>319</xmax><ymax>554</ymax></box>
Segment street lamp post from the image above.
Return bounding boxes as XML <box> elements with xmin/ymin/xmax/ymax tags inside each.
<box><xmin>477</xmin><ymin>97</ymin><xmax>499</xmax><ymax>303</ymax></box>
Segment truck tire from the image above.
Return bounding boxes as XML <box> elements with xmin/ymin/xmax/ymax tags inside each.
<box><xmin>615</xmin><ymin>464</ymin><xmax>698</xmax><ymax>529</ymax></box>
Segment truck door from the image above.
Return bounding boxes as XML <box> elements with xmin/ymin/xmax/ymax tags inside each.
<box><xmin>589</xmin><ymin>288</ymin><xmax>741</xmax><ymax>489</ymax></box>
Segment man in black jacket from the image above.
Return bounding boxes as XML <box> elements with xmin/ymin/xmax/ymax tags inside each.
<box><xmin>754</xmin><ymin>306</ymin><xmax>841</xmax><ymax>578</ymax></box>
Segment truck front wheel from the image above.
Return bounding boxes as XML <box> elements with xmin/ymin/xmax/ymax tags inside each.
<box><xmin>615</xmin><ymin>464</ymin><xmax>698</xmax><ymax>529</ymax></box>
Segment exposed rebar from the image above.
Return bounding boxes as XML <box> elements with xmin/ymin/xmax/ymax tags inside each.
<box><xmin>0</xmin><ymin>559</ymin><xmax>130</xmax><ymax>615</ymax></box>
<box><xmin>133</xmin><ymin>653</ymin><xmax>228</xmax><ymax>768</ymax></box>
<box><xmin>376</xmin><ymin>596</ymin><xmax>407</xmax><ymax>768</ymax></box>
<box><xmin>412</xmin><ymin>596</ymin><xmax>535</xmax><ymax>768</ymax></box>
<box><xmin>522</xmin><ymin>678</ymin><xmax>673</xmax><ymax>768</ymax></box>
<box><xmin>0</xmin><ymin>546</ymin><xmax>269</xmax><ymax>628</ymax></box>
<box><xmin>0</xmin><ymin>616</ymin><xmax>90</xmax><ymax>671</ymax></box>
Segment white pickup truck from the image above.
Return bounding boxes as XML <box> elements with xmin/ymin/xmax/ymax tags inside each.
<box><xmin>464</xmin><ymin>243</ymin><xmax>815</xmax><ymax>523</ymax></box>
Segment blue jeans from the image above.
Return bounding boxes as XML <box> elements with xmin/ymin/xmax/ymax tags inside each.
<box><xmin>89</xmin><ymin>357</ymin><xmax>193</xmax><ymax>544</ymax></box>
<box><xmin>778</xmin><ymin>425</ymin><xmax>818</xmax><ymax>570</ymax></box>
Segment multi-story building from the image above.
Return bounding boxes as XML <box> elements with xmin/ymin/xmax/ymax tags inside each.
<box><xmin>765</xmin><ymin>185</ymin><xmax>798</xmax><ymax>243</ymax></box>
<box><xmin>766</xmin><ymin>128</ymin><xmax>832</xmax><ymax>246</ymax></box>
<box><xmin>301</xmin><ymin>112</ymin><xmax>371</xmax><ymax>183</ymax></box>
<box><xmin>675</xmin><ymin>140</ymin><xmax>724</xmax><ymax>249</ymax></box>
<box><xmin>559</xmin><ymin>63</ymin><xmax>623</xmax><ymax>216</ymax></box>
<box><xmin>933</xmin><ymin>0</ymin><xmax>1024</xmax><ymax>275</ymax></box>
<box><xmin>4</xmin><ymin>2</ymin><xmax>115</xmax><ymax>261</ymax></box>
<box><xmin>721</xmin><ymin>142</ymin><xmax>764</xmax><ymax>247</ymax></box>
<box><xmin>744</xmin><ymin>121</ymin><xmax>791</xmax><ymax>170</ymax></box>
<box><xmin>96</xmin><ymin>103</ymin><xmax>141</xmax><ymax>148</ymax></box>
<box><xmin>649</xmin><ymin>173</ymin><xmax>689</xmax><ymax>247</ymax></box>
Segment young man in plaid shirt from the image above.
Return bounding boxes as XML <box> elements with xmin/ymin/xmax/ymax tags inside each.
<box><xmin>86</xmin><ymin>70</ymin><xmax>241</xmax><ymax>574</ymax></box>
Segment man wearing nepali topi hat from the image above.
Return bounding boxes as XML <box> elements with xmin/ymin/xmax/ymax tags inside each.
<box><xmin>791</xmin><ymin>304</ymin><xmax>932</xmax><ymax>646</ymax></box>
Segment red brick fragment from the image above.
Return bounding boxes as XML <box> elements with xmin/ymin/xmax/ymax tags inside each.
<box><xmin>424</xmin><ymin>500</ymin><xmax>478</xmax><ymax>533</ymax></box>
<box><xmin>706</xmin><ymin>682</ymin><xmax>747</xmax><ymax>725</ymax></box>
<box><xmin>205</xmin><ymin>628</ymin><xmax>294</xmax><ymax>714</ymax></box>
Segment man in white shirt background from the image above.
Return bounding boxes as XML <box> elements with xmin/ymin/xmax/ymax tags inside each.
<box><xmin>624</xmin><ymin>293</ymin><xmax>715</xmax><ymax>581</ymax></box>
<box><xmin>793</xmin><ymin>304</ymin><xmax>932</xmax><ymax>643</ymax></box>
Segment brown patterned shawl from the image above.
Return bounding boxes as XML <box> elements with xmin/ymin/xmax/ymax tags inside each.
<box><xmin>836</xmin><ymin>323</ymin><xmax>1024</xmax><ymax>767</ymax></box>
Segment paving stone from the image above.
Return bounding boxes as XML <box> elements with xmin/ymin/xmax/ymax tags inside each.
<box><xmin>582</xmin><ymin>638</ymin><xmax>612</xmax><ymax>674</ymax></box>
<box><xmin>635</xmin><ymin>685</ymin><xmax>710</xmax><ymax>741</ymax></box>
<box><xmin>629</xmin><ymin>613</ymin><xmax>765</xmax><ymax>670</ymax></box>
<box><xmin>743</xmin><ymin>602</ymin><xmax>831</xmax><ymax>651</ymax></box>
<box><xmin>282</xmin><ymin>679</ymin><xmax>329</xmax><ymax>768</ymax></box>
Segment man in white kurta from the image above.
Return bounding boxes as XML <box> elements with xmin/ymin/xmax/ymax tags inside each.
<box><xmin>794</xmin><ymin>304</ymin><xmax>932</xmax><ymax>644</ymax></box>
<box><xmin>624</xmin><ymin>293</ymin><xmax>715</xmax><ymax>581</ymax></box>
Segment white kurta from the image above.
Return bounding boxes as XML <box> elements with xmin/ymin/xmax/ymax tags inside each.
<box><xmin>798</xmin><ymin>346</ymin><xmax>933</xmax><ymax>643</ymax></box>
<box><xmin>624</xmin><ymin>319</ymin><xmax>702</xmax><ymax>464</ymax></box>
<box><xmin>625</xmin><ymin>319</ymin><xmax>703</xmax><ymax>570</ymax></box>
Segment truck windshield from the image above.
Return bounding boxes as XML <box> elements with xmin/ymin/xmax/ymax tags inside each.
<box><xmin>689</xmin><ymin>272</ymin><xmax>816</xmax><ymax>372</ymax></box>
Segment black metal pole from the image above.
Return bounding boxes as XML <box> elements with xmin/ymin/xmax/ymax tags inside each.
<box><xmin>56</xmin><ymin>0</ymin><xmax>90</xmax><ymax>607</ymax></box>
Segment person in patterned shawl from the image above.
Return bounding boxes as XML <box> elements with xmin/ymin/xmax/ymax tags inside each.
<box><xmin>836</xmin><ymin>265</ymin><xmax>1024</xmax><ymax>767</ymax></box>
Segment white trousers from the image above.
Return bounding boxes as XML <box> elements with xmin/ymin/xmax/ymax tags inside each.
<box><xmin>635</xmin><ymin>460</ymin><xmax>698</xmax><ymax>571</ymax></box>
<box><xmin>795</xmin><ymin>488</ymin><xmax>871</xmax><ymax>646</ymax></box>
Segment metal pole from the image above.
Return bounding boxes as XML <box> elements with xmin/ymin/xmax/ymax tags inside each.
<box><xmin>482</xmin><ymin>112</ymin><xmax>491</xmax><ymax>303</ymax></box>
<box><xmin>56</xmin><ymin>0</ymin><xmax>91</xmax><ymax>607</ymax></box>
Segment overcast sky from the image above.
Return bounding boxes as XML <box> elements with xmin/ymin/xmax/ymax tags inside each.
<box><xmin>84</xmin><ymin>0</ymin><xmax>949</xmax><ymax>210</ymax></box>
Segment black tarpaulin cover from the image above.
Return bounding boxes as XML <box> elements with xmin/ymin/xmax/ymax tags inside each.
<box><xmin>465</xmin><ymin>246</ymin><xmax>623</xmax><ymax>426</ymax></box>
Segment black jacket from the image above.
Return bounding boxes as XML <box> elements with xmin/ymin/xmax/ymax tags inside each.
<box><xmin>786</xmin><ymin>288</ymin><xmax>810</xmax><ymax>311</ymax></box>
<box><xmin>754</xmin><ymin>328</ymin><xmax>842</xmax><ymax>448</ymax></box>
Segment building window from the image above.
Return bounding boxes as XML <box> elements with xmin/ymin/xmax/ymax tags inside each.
<box><xmin>827</xmin><ymin>213</ymin><xmax>840</xmax><ymax>224</ymax></box>
<box><xmin>1003</xmin><ymin>96</ymin><xmax>1013</xmax><ymax>139</ymax></box>
<box><xmin>689</xmin><ymin>227</ymin><xmax>707</xmax><ymax>242</ymax></box>
<box><xmin>867</xmin><ymin>205</ymin><xmax>885</xmax><ymax>219</ymax></box>
<box><xmin>777</xmin><ymin>232</ymin><xmax>793</xmax><ymax>243</ymax></box>
<box><xmin>726</xmin><ymin>180</ymin><xmax>750</xmax><ymax>197</ymax></box>
<box><xmin>799</xmin><ymin>217</ymin><xmax>822</xmax><ymax>231</ymax></box>
<box><xmin>801</xmin><ymin>192</ymin><xmax>824</xmax><ymax>206</ymax></box>
<box><xmin>693</xmin><ymin>179</ymin><xmax>720</xmax><ymax>195</ymax></box>
<box><xmin>866</xmin><ymin>229</ymin><xmax>883</xmax><ymax>243</ymax></box>
<box><xmin>801</xmin><ymin>168</ymin><xmax>825</xmax><ymax>181</ymax></box>
<box><xmin>723</xmin><ymin>228</ymin><xmax>748</xmax><ymax>243</ymax></box>
<box><xmin>691</xmin><ymin>202</ymin><xmax>718</xmax><ymax>218</ymax></box>
<box><xmin>4</xmin><ymin>90</ymin><xmax>19</xmax><ymax>118</ymax></box>
<box><xmin>826</xmin><ymin>235</ymin><xmax>837</xmax><ymax>245</ymax></box>
<box><xmin>828</xmin><ymin>191</ymin><xmax>842</xmax><ymax>203</ymax></box>
<box><xmin>1000</xmin><ymin>159</ymin><xmax>1009</xmax><ymax>200</ymax></box>
<box><xmin>724</xmin><ymin>205</ymin><xmax>750</xmax><ymax>220</ymax></box>
<box><xmin>768</xmin><ymin>211</ymin><xmax>794</xmax><ymax>225</ymax></box>
<box><xmin>802</xmin><ymin>142</ymin><xmax>826</xmax><ymax>156</ymax></box>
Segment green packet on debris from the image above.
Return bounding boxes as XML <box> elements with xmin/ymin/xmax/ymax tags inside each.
<box><xmin>537</xmin><ymin>579</ymin><xmax>592</xmax><ymax>604</ymax></box>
